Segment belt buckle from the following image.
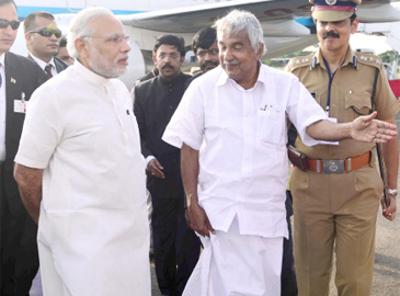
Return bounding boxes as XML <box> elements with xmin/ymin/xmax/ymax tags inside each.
<box><xmin>323</xmin><ymin>159</ymin><xmax>345</xmax><ymax>174</ymax></box>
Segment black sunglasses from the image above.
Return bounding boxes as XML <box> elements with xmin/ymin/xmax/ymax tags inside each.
<box><xmin>0</xmin><ymin>18</ymin><xmax>20</xmax><ymax>30</ymax></box>
<box><xmin>30</xmin><ymin>28</ymin><xmax>62</xmax><ymax>38</ymax></box>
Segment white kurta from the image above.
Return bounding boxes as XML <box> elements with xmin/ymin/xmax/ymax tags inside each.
<box><xmin>15</xmin><ymin>61</ymin><xmax>150</xmax><ymax>296</ymax></box>
<box><xmin>163</xmin><ymin>65</ymin><xmax>328</xmax><ymax>239</ymax></box>
<box><xmin>162</xmin><ymin>65</ymin><xmax>329</xmax><ymax>295</ymax></box>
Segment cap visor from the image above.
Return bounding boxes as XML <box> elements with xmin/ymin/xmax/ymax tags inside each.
<box><xmin>312</xmin><ymin>10</ymin><xmax>353</xmax><ymax>22</ymax></box>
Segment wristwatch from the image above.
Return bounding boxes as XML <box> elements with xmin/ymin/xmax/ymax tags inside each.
<box><xmin>387</xmin><ymin>188</ymin><xmax>398</xmax><ymax>197</ymax></box>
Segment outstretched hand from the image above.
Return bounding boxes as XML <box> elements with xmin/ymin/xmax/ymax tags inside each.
<box><xmin>351</xmin><ymin>112</ymin><xmax>397</xmax><ymax>143</ymax></box>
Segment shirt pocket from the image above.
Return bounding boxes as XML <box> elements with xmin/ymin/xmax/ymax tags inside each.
<box><xmin>256</xmin><ymin>107</ymin><xmax>285</xmax><ymax>146</ymax></box>
<box><xmin>344</xmin><ymin>91</ymin><xmax>372</xmax><ymax>120</ymax></box>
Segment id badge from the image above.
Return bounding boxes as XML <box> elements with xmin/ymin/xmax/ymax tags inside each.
<box><xmin>14</xmin><ymin>100</ymin><xmax>27</xmax><ymax>113</ymax></box>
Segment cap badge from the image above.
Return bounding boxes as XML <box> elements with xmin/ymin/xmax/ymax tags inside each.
<box><xmin>325</xmin><ymin>0</ymin><xmax>337</xmax><ymax>5</ymax></box>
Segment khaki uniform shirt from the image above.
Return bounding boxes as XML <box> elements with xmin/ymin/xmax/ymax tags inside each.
<box><xmin>287</xmin><ymin>48</ymin><xmax>400</xmax><ymax>160</ymax></box>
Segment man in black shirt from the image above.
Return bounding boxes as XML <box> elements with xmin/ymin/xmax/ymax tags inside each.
<box><xmin>134</xmin><ymin>34</ymin><xmax>200</xmax><ymax>296</ymax></box>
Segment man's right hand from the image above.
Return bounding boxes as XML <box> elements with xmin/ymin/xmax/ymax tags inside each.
<box><xmin>147</xmin><ymin>158</ymin><xmax>165</xmax><ymax>179</ymax></box>
<box><xmin>382</xmin><ymin>195</ymin><xmax>397</xmax><ymax>221</ymax></box>
<box><xmin>186</xmin><ymin>201</ymin><xmax>215</xmax><ymax>237</ymax></box>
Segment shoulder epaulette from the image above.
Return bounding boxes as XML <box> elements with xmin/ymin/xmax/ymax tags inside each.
<box><xmin>286</xmin><ymin>53</ymin><xmax>314</xmax><ymax>72</ymax></box>
<box><xmin>355</xmin><ymin>51</ymin><xmax>382</xmax><ymax>69</ymax></box>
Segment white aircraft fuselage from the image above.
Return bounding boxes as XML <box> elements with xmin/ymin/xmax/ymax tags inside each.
<box><xmin>11</xmin><ymin>0</ymin><xmax>400</xmax><ymax>87</ymax></box>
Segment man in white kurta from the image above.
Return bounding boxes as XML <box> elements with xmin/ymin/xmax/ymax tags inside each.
<box><xmin>163</xmin><ymin>59</ymin><xmax>328</xmax><ymax>296</ymax></box>
<box><xmin>14</xmin><ymin>8</ymin><xmax>150</xmax><ymax>296</ymax></box>
<box><xmin>162</xmin><ymin>10</ymin><xmax>397</xmax><ymax>296</ymax></box>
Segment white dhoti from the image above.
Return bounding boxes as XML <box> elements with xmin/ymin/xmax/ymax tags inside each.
<box><xmin>183</xmin><ymin>219</ymin><xmax>283</xmax><ymax>296</ymax></box>
<box><xmin>37</xmin><ymin>208</ymin><xmax>151</xmax><ymax>296</ymax></box>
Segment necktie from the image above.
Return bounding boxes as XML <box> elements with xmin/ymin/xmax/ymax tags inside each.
<box><xmin>44</xmin><ymin>64</ymin><xmax>53</xmax><ymax>79</ymax></box>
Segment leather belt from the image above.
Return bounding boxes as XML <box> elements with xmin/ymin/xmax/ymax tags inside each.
<box><xmin>307</xmin><ymin>151</ymin><xmax>371</xmax><ymax>174</ymax></box>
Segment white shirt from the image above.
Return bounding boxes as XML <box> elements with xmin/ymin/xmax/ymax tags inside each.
<box><xmin>15</xmin><ymin>61</ymin><xmax>150</xmax><ymax>295</ymax></box>
<box><xmin>163</xmin><ymin>65</ymin><xmax>328</xmax><ymax>239</ymax></box>
<box><xmin>29</xmin><ymin>53</ymin><xmax>57</xmax><ymax>76</ymax></box>
<box><xmin>0</xmin><ymin>54</ymin><xmax>5</xmax><ymax>161</ymax></box>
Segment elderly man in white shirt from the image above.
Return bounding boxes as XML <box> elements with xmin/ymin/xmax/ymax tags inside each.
<box><xmin>13</xmin><ymin>7</ymin><xmax>150</xmax><ymax>296</ymax></box>
<box><xmin>162</xmin><ymin>9</ymin><xmax>397</xmax><ymax>296</ymax></box>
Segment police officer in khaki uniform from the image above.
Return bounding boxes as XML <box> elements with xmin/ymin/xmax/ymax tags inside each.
<box><xmin>287</xmin><ymin>1</ymin><xmax>400</xmax><ymax>295</ymax></box>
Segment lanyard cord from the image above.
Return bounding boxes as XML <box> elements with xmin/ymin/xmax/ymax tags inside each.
<box><xmin>322</xmin><ymin>57</ymin><xmax>336</xmax><ymax>115</ymax></box>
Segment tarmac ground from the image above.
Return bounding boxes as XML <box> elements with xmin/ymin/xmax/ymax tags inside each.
<box><xmin>151</xmin><ymin>210</ymin><xmax>400</xmax><ymax>296</ymax></box>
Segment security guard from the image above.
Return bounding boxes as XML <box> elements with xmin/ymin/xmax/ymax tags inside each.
<box><xmin>287</xmin><ymin>1</ymin><xmax>400</xmax><ymax>295</ymax></box>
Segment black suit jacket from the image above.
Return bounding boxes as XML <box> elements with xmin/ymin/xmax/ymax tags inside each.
<box><xmin>28</xmin><ymin>55</ymin><xmax>68</xmax><ymax>77</ymax></box>
<box><xmin>134</xmin><ymin>72</ymin><xmax>191</xmax><ymax>174</ymax></box>
<box><xmin>3</xmin><ymin>52</ymin><xmax>46</xmax><ymax>215</ymax></box>
<box><xmin>53</xmin><ymin>56</ymin><xmax>68</xmax><ymax>73</ymax></box>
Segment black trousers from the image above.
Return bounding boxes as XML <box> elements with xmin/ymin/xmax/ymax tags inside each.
<box><xmin>281</xmin><ymin>191</ymin><xmax>298</xmax><ymax>296</ymax></box>
<box><xmin>148</xmin><ymin>174</ymin><xmax>201</xmax><ymax>296</ymax></box>
<box><xmin>1</xmin><ymin>168</ymin><xmax>38</xmax><ymax>296</ymax></box>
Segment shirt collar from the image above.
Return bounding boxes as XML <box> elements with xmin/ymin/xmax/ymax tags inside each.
<box><xmin>72</xmin><ymin>59</ymin><xmax>111</xmax><ymax>86</ymax></box>
<box><xmin>312</xmin><ymin>47</ymin><xmax>357</xmax><ymax>70</ymax></box>
<box><xmin>341</xmin><ymin>47</ymin><xmax>357</xmax><ymax>68</ymax></box>
<box><xmin>159</xmin><ymin>71</ymin><xmax>184</xmax><ymax>85</ymax></box>
<box><xmin>216</xmin><ymin>62</ymin><xmax>266</xmax><ymax>89</ymax></box>
<box><xmin>0</xmin><ymin>53</ymin><xmax>4</xmax><ymax>67</ymax></box>
<box><xmin>29</xmin><ymin>53</ymin><xmax>56</xmax><ymax>71</ymax></box>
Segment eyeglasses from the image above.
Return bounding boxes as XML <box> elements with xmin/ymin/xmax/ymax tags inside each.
<box><xmin>196</xmin><ymin>48</ymin><xmax>219</xmax><ymax>57</ymax></box>
<box><xmin>30</xmin><ymin>28</ymin><xmax>62</xmax><ymax>38</ymax></box>
<box><xmin>85</xmin><ymin>34</ymin><xmax>130</xmax><ymax>44</ymax></box>
<box><xmin>0</xmin><ymin>18</ymin><xmax>20</xmax><ymax>30</ymax></box>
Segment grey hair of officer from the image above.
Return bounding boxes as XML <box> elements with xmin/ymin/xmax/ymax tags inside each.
<box><xmin>67</xmin><ymin>7</ymin><xmax>114</xmax><ymax>58</ymax></box>
<box><xmin>215</xmin><ymin>10</ymin><xmax>265</xmax><ymax>53</ymax></box>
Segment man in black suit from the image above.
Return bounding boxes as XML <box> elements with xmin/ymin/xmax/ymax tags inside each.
<box><xmin>134</xmin><ymin>35</ymin><xmax>200</xmax><ymax>296</ymax></box>
<box><xmin>24</xmin><ymin>11</ymin><xmax>68</xmax><ymax>78</ymax></box>
<box><xmin>0</xmin><ymin>0</ymin><xmax>46</xmax><ymax>295</ymax></box>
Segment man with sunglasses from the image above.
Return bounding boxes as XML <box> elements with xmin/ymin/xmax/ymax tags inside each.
<box><xmin>0</xmin><ymin>0</ymin><xmax>46</xmax><ymax>295</ymax></box>
<box><xmin>287</xmin><ymin>1</ymin><xmax>399</xmax><ymax>295</ymax></box>
<box><xmin>24</xmin><ymin>12</ymin><xmax>68</xmax><ymax>79</ymax></box>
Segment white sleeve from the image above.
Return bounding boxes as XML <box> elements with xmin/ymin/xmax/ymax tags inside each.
<box><xmin>286</xmin><ymin>77</ymin><xmax>336</xmax><ymax>146</ymax></box>
<box><xmin>162</xmin><ymin>81</ymin><xmax>204</xmax><ymax>150</ymax></box>
<box><xmin>14</xmin><ymin>86</ymin><xmax>63</xmax><ymax>169</ymax></box>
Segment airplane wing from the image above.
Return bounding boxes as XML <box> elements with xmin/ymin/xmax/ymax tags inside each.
<box><xmin>120</xmin><ymin>0</ymin><xmax>311</xmax><ymax>35</ymax></box>
<box><xmin>121</xmin><ymin>0</ymin><xmax>400</xmax><ymax>34</ymax></box>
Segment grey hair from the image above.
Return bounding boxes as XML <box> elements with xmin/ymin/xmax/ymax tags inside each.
<box><xmin>67</xmin><ymin>7</ymin><xmax>114</xmax><ymax>58</ymax></box>
<box><xmin>215</xmin><ymin>10</ymin><xmax>265</xmax><ymax>53</ymax></box>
